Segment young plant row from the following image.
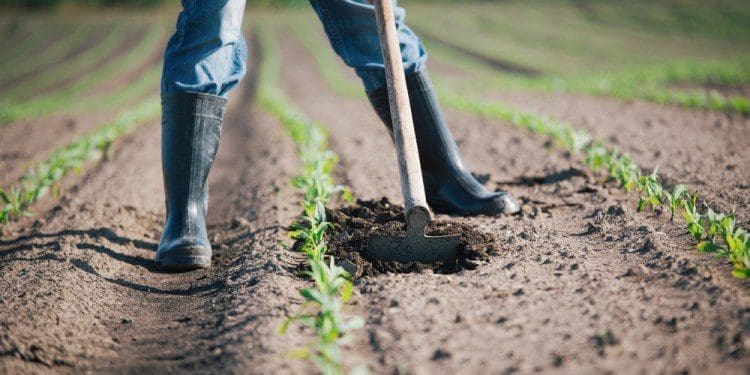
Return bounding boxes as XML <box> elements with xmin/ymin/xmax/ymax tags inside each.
<box><xmin>0</xmin><ymin>24</ymin><xmax>64</xmax><ymax>73</ymax></box>
<box><xmin>292</xmin><ymin>26</ymin><xmax>749</xmax><ymax>278</ymax></box>
<box><xmin>0</xmin><ymin>25</ymin><xmax>90</xmax><ymax>83</ymax></box>
<box><xmin>0</xmin><ymin>96</ymin><xmax>159</xmax><ymax>224</ymax></box>
<box><xmin>256</xmin><ymin>26</ymin><xmax>362</xmax><ymax>375</ymax></box>
<box><xmin>426</xmin><ymin>38</ymin><xmax>750</xmax><ymax>116</ymax></box>
<box><xmin>410</xmin><ymin>2</ymin><xmax>750</xmax><ymax>76</ymax></box>
<box><xmin>406</xmin><ymin>3</ymin><xmax>750</xmax><ymax>115</ymax></box>
<box><xmin>442</xmin><ymin>94</ymin><xmax>749</xmax><ymax>278</ymax></box>
<box><xmin>2</xmin><ymin>24</ymin><xmax>126</xmax><ymax>101</ymax></box>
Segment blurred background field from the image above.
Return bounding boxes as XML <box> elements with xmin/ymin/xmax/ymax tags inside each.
<box><xmin>2</xmin><ymin>0</ymin><xmax>748</xmax><ymax>115</ymax></box>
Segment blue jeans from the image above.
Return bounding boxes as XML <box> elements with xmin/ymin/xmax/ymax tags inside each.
<box><xmin>161</xmin><ymin>0</ymin><xmax>427</xmax><ymax>97</ymax></box>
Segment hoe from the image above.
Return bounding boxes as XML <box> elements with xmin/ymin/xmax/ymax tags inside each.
<box><xmin>366</xmin><ymin>0</ymin><xmax>460</xmax><ymax>264</ymax></box>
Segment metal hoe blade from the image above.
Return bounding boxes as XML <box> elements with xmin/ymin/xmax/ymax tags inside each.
<box><xmin>367</xmin><ymin>207</ymin><xmax>460</xmax><ymax>264</ymax></box>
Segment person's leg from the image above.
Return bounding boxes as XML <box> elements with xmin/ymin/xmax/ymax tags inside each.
<box><xmin>157</xmin><ymin>0</ymin><xmax>247</xmax><ymax>271</ymax></box>
<box><xmin>308</xmin><ymin>0</ymin><xmax>424</xmax><ymax>92</ymax></box>
<box><xmin>308</xmin><ymin>0</ymin><xmax>519</xmax><ymax>216</ymax></box>
<box><xmin>162</xmin><ymin>0</ymin><xmax>247</xmax><ymax>97</ymax></box>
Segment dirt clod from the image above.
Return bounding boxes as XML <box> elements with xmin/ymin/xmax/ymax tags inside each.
<box><xmin>324</xmin><ymin>198</ymin><xmax>500</xmax><ymax>278</ymax></box>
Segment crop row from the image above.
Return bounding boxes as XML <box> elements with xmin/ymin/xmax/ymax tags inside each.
<box><xmin>0</xmin><ymin>95</ymin><xmax>159</xmax><ymax>224</ymax></box>
<box><xmin>425</xmin><ymin>39</ymin><xmax>750</xmax><ymax>115</ymax></box>
<box><xmin>441</xmin><ymin>93</ymin><xmax>749</xmax><ymax>278</ymax></box>
<box><xmin>2</xmin><ymin>24</ymin><xmax>126</xmax><ymax>101</ymax></box>
<box><xmin>291</xmin><ymin>25</ymin><xmax>749</xmax><ymax>278</ymax></box>
<box><xmin>0</xmin><ymin>23</ymin><xmax>166</xmax><ymax>125</ymax></box>
<box><xmin>409</xmin><ymin>2</ymin><xmax>750</xmax><ymax>76</ymax></box>
<box><xmin>255</xmin><ymin>25</ymin><xmax>362</xmax><ymax>375</ymax></box>
<box><xmin>0</xmin><ymin>25</ymin><xmax>90</xmax><ymax>83</ymax></box>
<box><xmin>0</xmin><ymin>24</ymin><xmax>65</xmax><ymax>73</ymax></box>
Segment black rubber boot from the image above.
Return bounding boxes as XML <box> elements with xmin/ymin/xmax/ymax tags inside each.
<box><xmin>156</xmin><ymin>92</ymin><xmax>226</xmax><ymax>271</ymax></box>
<box><xmin>367</xmin><ymin>70</ymin><xmax>520</xmax><ymax>216</ymax></box>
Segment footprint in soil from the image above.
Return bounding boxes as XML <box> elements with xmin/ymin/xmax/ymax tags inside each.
<box><xmin>298</xmin><ymin>198</ymin><xmax>500</xmax><ymax>278</ymax></box>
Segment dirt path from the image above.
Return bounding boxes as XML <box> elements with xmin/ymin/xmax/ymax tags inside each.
<box><xmin>0</xmin><ymin>38</ymin><xmax>313</xmax><ymax>373</ymax></box>
<box><xmin>277</xmin><ymin>31</ymin><xmax>750</xmax><ymax>373</ymax></box>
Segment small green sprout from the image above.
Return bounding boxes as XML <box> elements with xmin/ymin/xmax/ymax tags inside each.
<box><xmin>636</xmin><ymin>168</ymin><xmax>663</xmax><ymax>212</ymax></box>
<box><xmin>681</xmin><ymin>192</ymin><xmax>704</xmax><ymax>241</ymax></box>
<box><xmin>663</xmin><ymin>184</ymin><xmax>686</xmax><ymax>221</ymax></box>
<box><xmin>584</xmin><ymin>142</ymin><xmax>608</xmax><ymax>171</ymax></box>
<box><xmin>610</xmin><ymin>154</ymin><xmax>640</xmax><ymax>192</ymax></box>
<box><xmin>725</xmin><ymin>228</ymin><xmax>749</xmax><ymax>278</ymax></box>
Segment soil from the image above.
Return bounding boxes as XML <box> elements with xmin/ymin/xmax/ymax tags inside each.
<box><xmin>1</xmin><ymin>32</ymin><xmax>313</xmax><ymax>374</ymax></box>
<box><xmin>324</xmin><ymin>198</ymin><xmax>500</xmax><ymax>277</ymax></box>
<box><xmin>276</xmin><ymin>30</ymin><xmax>750</xmax><ymax>373</ymax></box>
<box><xmin>1</xmin><ymin>19</ymin><xmax>749</xmax><ymax>375</ymax></box>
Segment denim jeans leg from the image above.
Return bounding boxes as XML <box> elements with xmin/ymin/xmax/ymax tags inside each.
<box><xmin>162</xmin><ymin>0</ymin><xmax>248</xmax><ymax>98</ymax></box>
<box><xmin>308</xmin><ymin>0</ymin><xmax>427</xmax><ymax>92</ymax></box>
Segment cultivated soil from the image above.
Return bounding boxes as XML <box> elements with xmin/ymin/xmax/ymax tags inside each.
<box><xmin>1</xmin><ymin>20</ymin><xmax>749</xmax><ymax>375</ymax></box>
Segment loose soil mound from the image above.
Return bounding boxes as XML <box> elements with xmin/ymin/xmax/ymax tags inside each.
<box><xmin>325</xmin><ymin>198</ymin><xmax>499</xmax><ymax>277</ymax></box>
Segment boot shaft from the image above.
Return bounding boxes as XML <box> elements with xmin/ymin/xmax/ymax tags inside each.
<box><xmin>366</xmin><ymin>70</ymin><xmax>468</xmax><ymax>187</ymax></box>
<box><xmin>161</xmin><ymin>92</ymin><xmax>226</xmax><ymax>220</ymax></box>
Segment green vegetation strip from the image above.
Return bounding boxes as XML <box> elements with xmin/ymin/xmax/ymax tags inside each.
<box><xmin>293</xmin><ymin>26</ymin><xmax>749</xmax><ymax>278</ymax></box>
<box><xmin>425</xmin><ymin>38</ymin><xmax>750</xmax><ymax>116</ymax></box>
<box><xmin>0</xmin><ymin>25</ymin><xmax>91</xmax><ymax>83</ymax></box>
<box><xmin>1</xmin><ymin>24</ymin><xmax>127</xmax><ymax>101</ymax></box>
<box><xmin>407</xmin><ymin>2</ymin><xmax>750</xmax><ymax>115</ymax></box>
<box><xmin>0</xmin><ymin>25</ymin><xmax>61</xmax><ymax>73</ymax></box>
<box><xmin>256</xmin><ymin>26</ymin><xmax>362</xmax><ymax>374</ymax></box>
<box><xmin>0</xmin><ymin>96</ymin><xmax>159</xmax><ymax>224</ymax></box>
<box><xmin>0</xmin><ymin>24</ymin><xmax>165</xmax><ymax>125</ymax></box>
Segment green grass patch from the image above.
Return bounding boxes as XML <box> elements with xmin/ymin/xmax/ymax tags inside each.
<box><xmin>402</xmin><ymin>1</ymin><xmax>750</xmax><ymax>115</ymax></box>
<box><xmin>256</xmin><ymin>25</ymin><xmax>362</xmax><ymax>375</ymax></box>
<box><xmin>424</xmin><ymin>37</ymin><xmax>750</xmax><ymax>115</ymax></box>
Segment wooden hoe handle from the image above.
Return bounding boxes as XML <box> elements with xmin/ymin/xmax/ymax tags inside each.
<box><xmin>373</xmin><ymin>0</ymin><xmax>431</xmax><ymax>226</ymax></box>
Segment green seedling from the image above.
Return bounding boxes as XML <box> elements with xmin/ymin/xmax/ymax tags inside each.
<box><xmin>636</xmin><ymin>168</ymin><xmax>663</xmax><ymax>212</ymax></box>
<box><xmin>725</xmin><ymin>227</ymin><xmax>749</xmax><ymax>278</ymax></box>
<box><xmin>681</xmin><ymin>192</ymin><xmax>704</xmax><ymax>241</ymax></box>
<box><xmin>663</xmin><ymin>184</ymin><xmax>686</xmax><ymax>221</ymax></box>
<box><xmin>705</xmin><ymin>209</ymin><xmax>732</xmax><ymax>238</ymax></box>
<box><xmin>584</xmin><ymin>142</ymin><xmax>609</xmax><ymax>171</ymax></box>
<box><xmin>610</xmin><ymin>154</ymin><xmax>640</xmax><ymax>192</ymax></box>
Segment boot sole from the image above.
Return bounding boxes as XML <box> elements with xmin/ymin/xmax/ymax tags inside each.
<box><xmin>155</xmin><ymin>247</ymin><xmax>211</xmax><ymax>272</ymax></box>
